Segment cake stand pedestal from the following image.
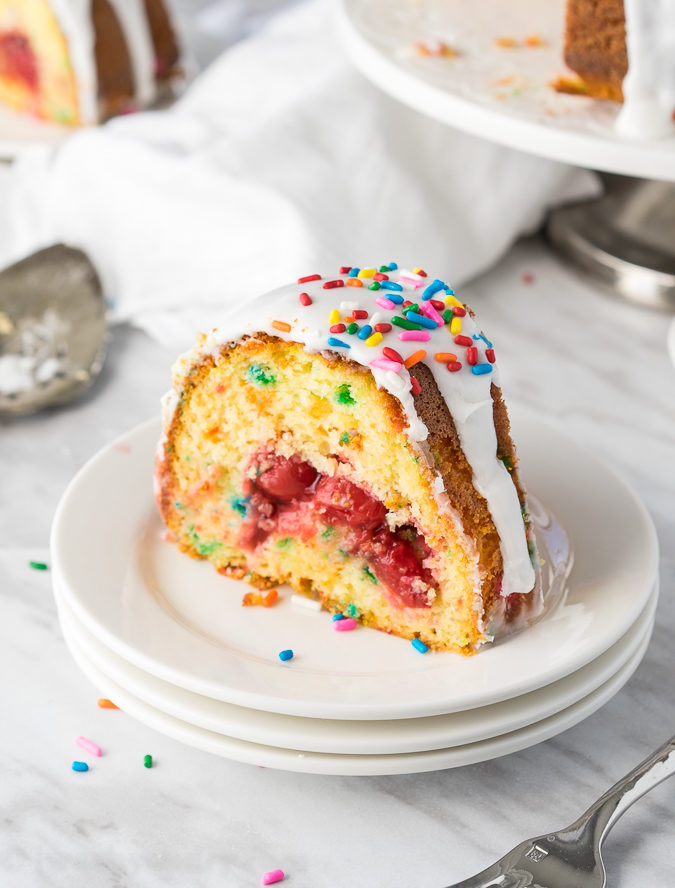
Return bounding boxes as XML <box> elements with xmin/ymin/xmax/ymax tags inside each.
<box><xmin>337</xmin><ymin>0</ymin><xmax>675</xmax><ymax>311</ymax></box>
<box><xmin>547</xmin><ymin>175</ymin><xmax>675</xmax><ymax>312</ymax></box>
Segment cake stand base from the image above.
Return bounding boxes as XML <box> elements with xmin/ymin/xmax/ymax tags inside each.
<box><xmin>546</xmin><ymin>174</ymin><xmax>675</xmax><ymax>312</ymax></box>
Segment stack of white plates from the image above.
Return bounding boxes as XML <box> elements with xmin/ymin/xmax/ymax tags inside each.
<box><xmin>51</xmin><ymin>414</ymin><xmax>658</xmax><ymax>775</ymax></box>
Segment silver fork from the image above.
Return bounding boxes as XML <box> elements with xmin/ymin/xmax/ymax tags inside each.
<box><xmin>444</xmin><ymin>734</ymin><xmax>675</xmax><ymax>888</ymax></box>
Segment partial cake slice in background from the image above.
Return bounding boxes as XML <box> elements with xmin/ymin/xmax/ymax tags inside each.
<box><xmin>0</xmin><ymin>0</ymin><xmax>181</xmax><ymax>125</ymax></box>
<box><xmin>155</xmin><ymin>264</ymin><xmax>541</xmax><ymax>655</ymax></box>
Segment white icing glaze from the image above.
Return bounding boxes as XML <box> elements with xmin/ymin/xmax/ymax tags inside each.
<box><xmin>47</xmin><ymin>0</ymin><xmax>175</xmax><ymax>123</ymax></box>
<box><xmin>166</xmin><ymin>265</ymin><xmax>537</xmax><ymax>601</ymax></box>
<box><xmin>617</xmin><ymin>0</ymin><xmax>675</xmax><ymax>139</ymax></box>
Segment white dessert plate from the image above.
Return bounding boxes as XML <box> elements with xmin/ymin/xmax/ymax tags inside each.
<box><xmin>60</xmin><ymin>611</ymin><xmax>652</xmax><ymax>775</ymax></box>
<box><xmin>55</xmin><ymin>578</ymin><xmax>657</xmax><ymax>755</ymax></box>
<box><xmin>337</xmin><ymin>0</ymin><xmax>675</xmax><ymax>181</ymax></box>
<box><xmin>0</xmin><ymin>106</ymin><xmax>72</xmax><ymax>160</ymax></box>
<box><xmin>51</xmin><ymin>411</ymin><xmax>658</xmax><ymax>720</ymax></box>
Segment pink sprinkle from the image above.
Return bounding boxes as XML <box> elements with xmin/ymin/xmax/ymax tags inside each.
<box><xmin>399</xmin><ymin>275</ymin><xmax>424</xmax><ymax>288</ymax></box>
<box><xmin>75</xmin><ymin>736</ymin><xmax>102</xmax><ymax>757</ymax></box>
<box><xmin>370</xmin><ymin>358</ymin><xmax>403</xmax><ymax>372</ymax></box>
<box><xmin>418</xmin><ymin>301</ymin><xmax>444</xmax><ymax>326</ymax></box>
<box><xmin>261</xmin><ymin>870</ymin><xmax>285</xmax><ymax>885</ymax></box>
<box><xmin>334</xmin><ymin>618</ymin><xmax>357</xmax><ymax>632</ymax></box>
<box><xmin>522</xmin><ymin>272</ymin><xmax>534</xmax><ymax>285</ymax></box>
<box><xmin>375</xmin><ymin>296</ymin><xmax>395</xmax><ymax>310</ymax></box>
<box><xmin>399</xmin><ymin>330</ymin><xmax>431</xmax><ymax>342</ymax></box>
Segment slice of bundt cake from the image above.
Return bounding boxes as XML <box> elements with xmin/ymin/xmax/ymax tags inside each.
<box><xmin>155</xmin><ymin>264</ymin><xmax>541</xmax><ymax>654</ymax></box>
<box><xmin>0</xmin><ymin>0</ymin><xmax>180</xmax><ymax>125</ymax></box>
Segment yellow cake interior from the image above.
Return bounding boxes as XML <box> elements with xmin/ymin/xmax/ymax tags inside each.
<box><xmin>157</xmin><ymin>336</ymin><xmax>499</xmax><ymax>654</ymax></box>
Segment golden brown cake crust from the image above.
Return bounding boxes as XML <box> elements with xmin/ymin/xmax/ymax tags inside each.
<box><xmin>560</xmin><ymin>0</ymin><xmax>627</xmax><ymax>101</ymax></box>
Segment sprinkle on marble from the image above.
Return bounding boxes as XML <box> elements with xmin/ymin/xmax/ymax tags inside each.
<box><xmin>411</xmin><ymin>638</ymin><xmax>429</xmax><ymax>653</ymax></box>
<box><xmin>144</xmin><ymin>754</ymin><xmax>153</xmax><ymax>768</ymax></box>
<box><xmin>261</xmin><ymin>870</ymin><xmax>285</xmax><ymax>885</ymax></box>
<box><xmin>72</xmin><ymin>761</ymin><xmax>89</xmax><ymax>772</ymax></box>
<box><xmin>278</xmin><ymin>649</ymin><xmax>294</xmax><ymax>661</ymax></box>
<box><xmin>346</xmin><ymin>278</ymin><xmax>362</xmax><ymax>287</ymax></box>
<box><xmin>76</xmin><ymin>735</ymin><xmax>102</xmax><ymax>757</ymax></box>
<box><xmin>271</xmin><ymin>320</ymin><xmax>292</xmax><ymax>333</ymax></box>
<box><xmin>29</xmin><ymin>560</ymin><xmax>48</xmax><ymax>571</ymax></box>
<box><xmin>97</xmin><ymin>698</ymin><xmax>119</xmax><ymax>709</ymax></box>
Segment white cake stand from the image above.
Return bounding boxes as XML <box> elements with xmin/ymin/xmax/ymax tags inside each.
<box><xmin>337</xmin><ymin>0</ymin><xmax>675</xmax><ymax>310</ymax></box>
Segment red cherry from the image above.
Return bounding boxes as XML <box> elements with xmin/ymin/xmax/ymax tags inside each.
<box><xmin>254</xmin><ymin>455</ymin><xmax>318</xmax><ymax>503</ymax></box>
<box><xmin>314</xmin><ymin>476</ymin><xmax>386</xmax><ymax>529</ymax></box>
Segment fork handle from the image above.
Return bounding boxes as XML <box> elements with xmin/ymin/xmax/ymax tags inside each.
<box><xmin>575</xmin><ymin>734</ymin><xmax>675</xmax><ymax>842</ymax></box>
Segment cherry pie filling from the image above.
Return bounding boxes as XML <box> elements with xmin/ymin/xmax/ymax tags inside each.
<box><xmin>0</xmin><ymin>32</ymin><xmax>39</xmax><ymax>92</ymax></box>
<box><xmin>238</xmin><ymin>452</ymin><xmax>436</xmax><ymax>609</ymax></box>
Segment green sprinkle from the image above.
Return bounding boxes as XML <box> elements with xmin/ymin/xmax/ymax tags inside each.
<box><xmin>247</xmin><ymin>363</ymin><xmax>276</xmax><ymax>386</ymax></box>
<box><xmin>345</xmin><ymin>602</ymin><xmax>361</xmax><ymax>617</ymax></box>
<box><xmin>184</xmin><ymin>455</ymin><xmax>191</xmax><ymax>462</ymax></box>
<box><xmin>361</xmin><ymin>566</ymin><xmax>378</xmax><ymax>586</ymax></box>
<box><xmin>392</xmin><ymin>316</ymin><xmax>422</xmax><ymax>331</ymax></box>
<box><xmin>442</xmin><ymin>309</ymin><xmax>453</xmax><ymax>324</ymax></box>
<box><xmin>276</xmin><ymin>537</ymin><xmax>293</xmax><ymax>549</ymax></box>
<box><xmin>188</xmin><ymin>525</ymin><xmax>222</xmax><ymax>556</ymax></box>
<box><xmin>379</xmin><ymin>265</ymin><xmax>389</xmax><ymax>273</ymax></box>
<box><xmin>321</xmin><ymin>525</ymin><xmax>336</xmax><ymax>539</ymax></box>
<box><xmin>406</xmin><ymin>303</ymin><xmax>420</xmax><ymax>315</ymax></box>
<box><xmin>346</xmin><ymin>322</ymin><xmax>358</xmax><ymax>334</ymax></box>
<box><xmin>499</xmin><ymin>453</ymin><xmax>514</xmax><ymax>473</ymax></box>
<box><xmin>335</xmin><ymin>383</ymin><xmax>356</xmax><ymax>406</ymax></box>
<box><xmin>339</xmin><ymin>431</ymin><xmax>351</xmax><ymax>445</ymax></box>
<box><xmin>338</xmin><ymin>548</ymin><xmax>349</xmax><ymax>559</ymax></box>
<box><xmin>144</xmin><ymin>755</ymin><xmax>153</xmax><ymax>768</ymax></box>
<box><xmin>368</xmin><ymin>281</ymin><xmax>381</xmax><ymax>290</ymax></box>
<box><xmin>29</xmin><ymin>561</ymin><xmax>48</xmax><ymax>571</ymax></box>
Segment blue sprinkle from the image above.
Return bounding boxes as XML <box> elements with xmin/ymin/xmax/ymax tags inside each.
<box><xmin>388</xmin><ymin>261</ymin><xmax>398</xmax><ymax>270</ymax></box>
<box><xmin>332</xmin><ymin>613</ymin><xmax>345</xmax><ymax>621</ymax></box>
<box><xmin>385</xmin><ymin>291</ymin><xmax>404</xmax><ymax>304</ymax></box>
<box><xmin>72</xmin><ymin>761</ymin><xmax>89</xmax><ymax>772</ymax></box>
<box><xmin>348</xmin><ymin>267</ymin><xmax>360</xmax><ymax>277</ymax></box>
<box><xmin>421</xmin><ymin>279</ymin><xmax>445</xmax><ymax>301</ymax></box>
<box><xmin>472</xmin><ymin>364</ymin><xmax>493</xmax><ymax>375</ymax></box>
<box><xmin>279</xmin><ymin>649</ymin><xmax>294</xmax><ymax>661</ymax></box>
<box><xmin>445</xmin><ymin>287</ymin><xmax>455</xmax><ymax>296</ymax></box>
<box><xmin>411</xmin><ymin>638</ymin><xmax>429</xmax><ymax>654</ymax></box>
<box><xmin>379</xmin><ymin>280</ymin><xmax>403</xmax><ymax>292</ymax></box>
<box><xmin>405</xmin><ymin>311</ymin><xmax>437</xmax><ymax>330</ymax></box>
<box><xmin>472</xmin><ymin>334</ymin><xmax>480</xmax><ymax>340</ymax></box>
<box><xmin>327</xmin><ymin>337</ymin><xmax>350</xmax><ymax>348</ymax></box>
<box><xmin>479</xmin><ymin>333</ymin><xmax>493</xmax><ymax>348</ymax></box>
<box><xmin>357</xmin><ymin>325</ymin><xmax>373</xmax><ymax>340</ymax></box>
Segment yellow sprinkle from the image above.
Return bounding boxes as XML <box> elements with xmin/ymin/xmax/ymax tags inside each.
<box><xmin>358</xmin><ymin>268</ymin><xmax>376</xmax><ymax>278</ymax></box>
<box><xmin>365</xmin><ymin>332</ymin><xmax>383</xmax><ymax>347</ymax></box>
<box><xmin>413</xmin><ymin>267</ymin><xmax>424</xmax><ymax>274</ymax></box>
<box><xmin>272</xmin><ymin>320</ymin><xmax>292</xmax><ymax>333</ymax></box>
<box><xmin>450</xmin><ymin>317</ymin><xmax>462</xmax><ymax>334</ymax></box>
<box><xmin>444</xmin><ymin>294</ymin><xmax>463</xmax><ymax>308</ymax></box>
<box><xmin>329</xmin><ymin>309</ymin><xmax>341</xmax><ymax>324</ymax></box>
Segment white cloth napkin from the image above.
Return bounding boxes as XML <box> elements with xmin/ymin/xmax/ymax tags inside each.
<box><xmin>0</xmin><ymin>0</ymin><xmax>599</xmax><ymax>350</ymax></box>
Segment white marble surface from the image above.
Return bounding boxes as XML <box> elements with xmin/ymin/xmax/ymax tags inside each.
<box><xmin>2</xmin><ymin>238</ymin><xmax>674</xmax><ymax>887</ymax></box>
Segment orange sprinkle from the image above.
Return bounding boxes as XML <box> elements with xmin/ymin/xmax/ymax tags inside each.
<box><xmin>404</xmin><ymin>350</ymin><xmax>427</xmax><ymax>369</ymax></box>
<box><xmin>434</xmin><ymin>352</ymin><xmax>457</xmax><ymax>363</ymax></box>
<box><xmin>344</xmin><ymin>316</ymin><xmax>355</xmax><ymax>324</ymax></box>
<box><xmin>346</xmin><ymin>278</ymin><xmax>363</xmax><ymax>287</ymax></box>
<box><xmin>494</xmin><ymin>36</ymin><xmax>517</xmax><ymax>48</ymax></box>
<box><xmin>262</xmin><ymin>589</ymin><xmax>279</xmax><ymax>608</ymax></box>
<box><xmin>272</xmin><ymin>320</ymin><xmax>292</xmax><ymax>333</ymax></box>
<box><xmin>525</xmin><ymin>34</ymin><xmax>545</xmax><ymax>47</ymax></box>
<box><xmin>97</xmin><ymin>698</ymin><xmax>119</xmax><ymax>710</ymax></box>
